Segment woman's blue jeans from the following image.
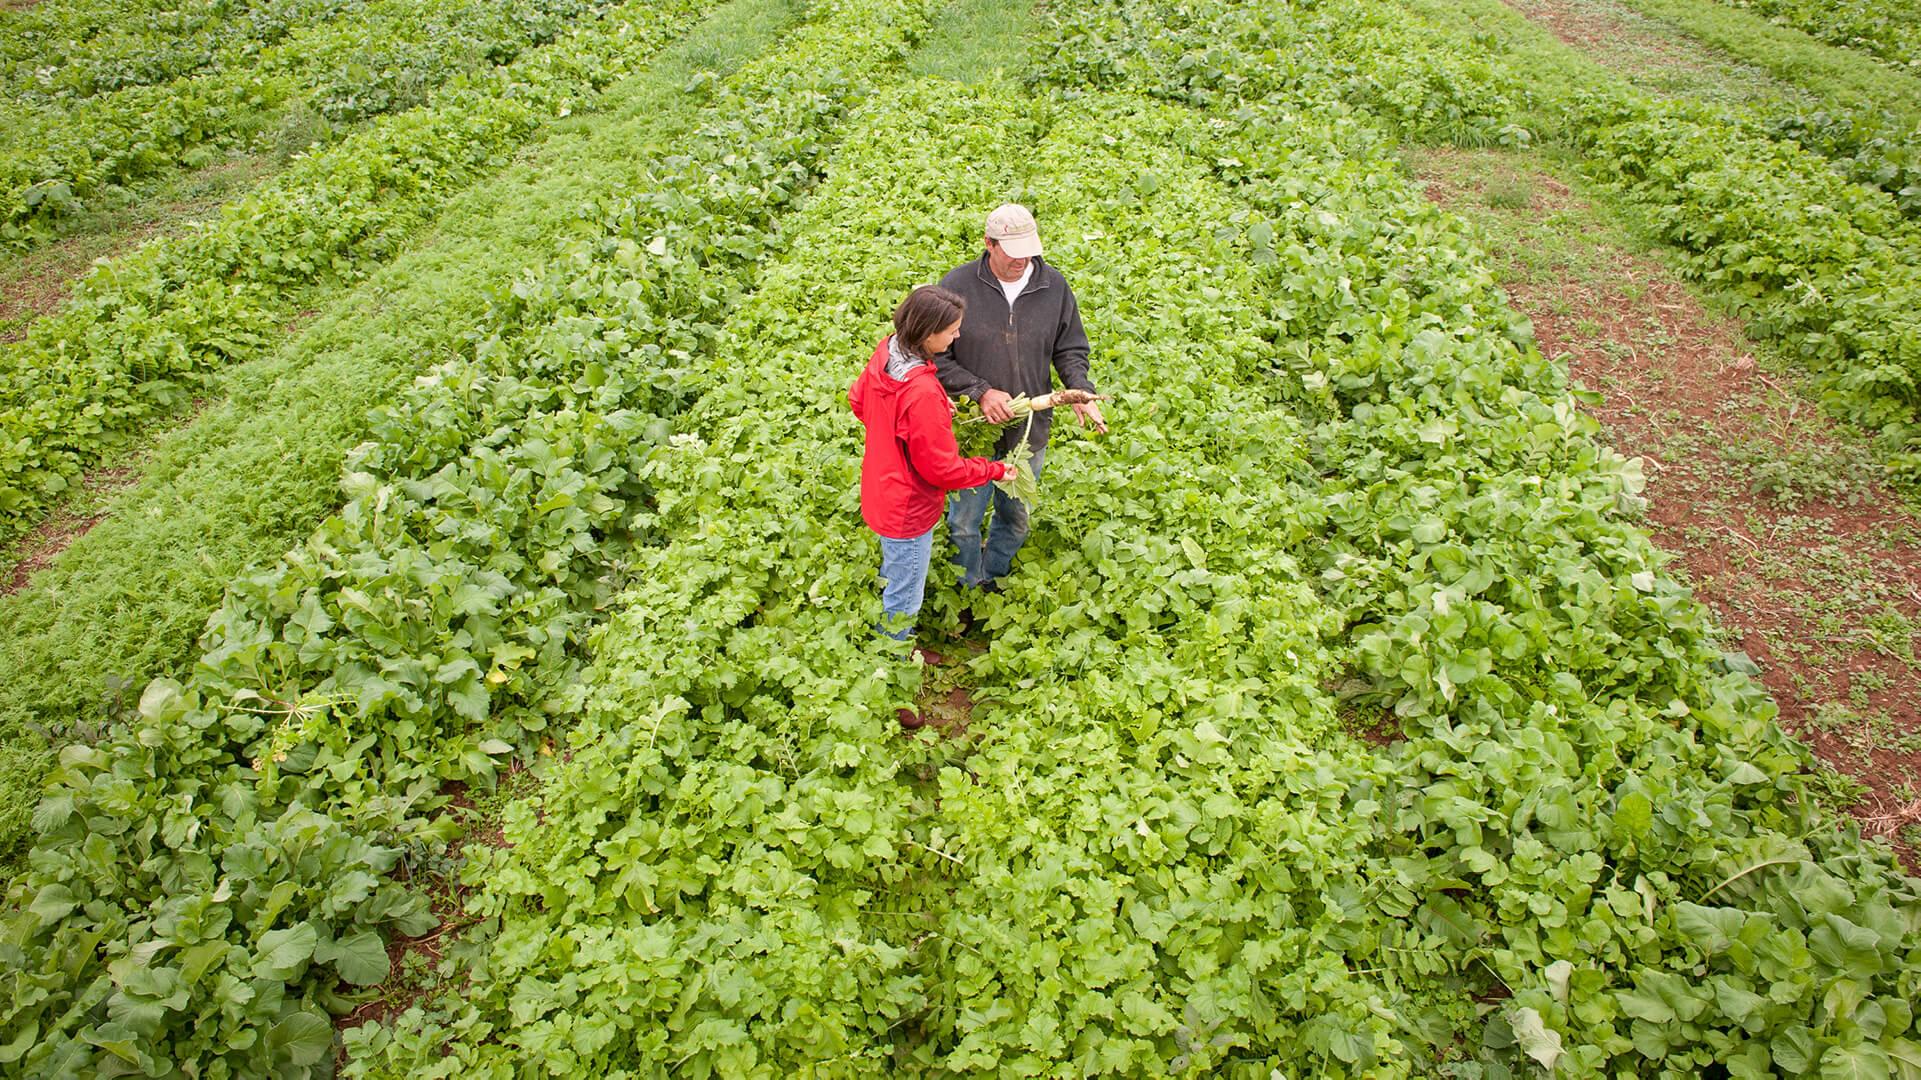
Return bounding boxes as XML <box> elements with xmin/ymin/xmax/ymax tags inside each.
<box><xmin>947</xmin><ymin>444</ymin><xmax>1046</xmax><ymax>587</ymax></box>
<box><xmin>876</xmin><ymin>528</ymin><xmax>934</xmax><ymax>640</ymax></box>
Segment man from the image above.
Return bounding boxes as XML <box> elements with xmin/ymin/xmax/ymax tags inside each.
<box><xmin>935</xmin><ymin>203</ymin><xmax>1106</xmax><ymax>589</ymax></box>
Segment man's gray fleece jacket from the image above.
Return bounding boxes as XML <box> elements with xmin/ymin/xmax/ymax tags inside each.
<box><xmin>933</xmin><ymin>254</ymin><xmax>1095</xmax><ymax>454</ymax></box>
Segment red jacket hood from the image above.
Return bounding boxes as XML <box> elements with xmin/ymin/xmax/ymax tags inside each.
<box><xmin>850</xmin><ymin>336</ymin><xmax>1004</xmax><ymax>539</ymax></box>
<box><xmin>853</xmin><ymin>339</ymin><xmax>940</xmax><ymax>398</ymax></box>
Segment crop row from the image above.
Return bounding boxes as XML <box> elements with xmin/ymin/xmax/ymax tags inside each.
<box><xmin>0</xmin><ymin>0</ymin><xmax>804</xmax><ymax>875</ymax></box>
<box><xmin>1750</xmin><ymin>98</ymin><xmax>1921</xmax><ymax>224</ymax></box>
<box><xmin>1612</xmin><ymin>0</ymin><xmax>1921</xmax><ymax>223</ymax></box>
<box><xmin>0</xmin><ymin>0</ymin><xmax>713</xmax><ymax>548</ymax></box>
<box><xmin>1606</xmin><ymin>0</ymin><xmax>1921</xmax><ymax>224</ymax></box>
<box><xmin>342</xmin><ymin>6</ymin><xmax>1921</xmax><ymax>1076</ymax></box>
<box><xmin>1716</xmin><ymin>0</ymin><xmax>1921</xmax><ymax>72</ymax></box>
<box><xmin>0</xmin><ymin>0</ymin><xmax>935</xmax><ymax>1072</ymax></box>
<box><xmin>0</xmin><ymin>0</ymin><xmax>604</xmax><ymax>244</ymax></box>
<box><xmin>1052</xmin><ymin>0</ymin><xmax>1921</xmax><ymax>483</ymax></box>
<box><xmin>0</xmin><ymin>0</ymin><xmax>356</xmax><ymax>106</ymax></box>
<box><xmin>1044</xmin><ymin>0</ymin><xmax>1921</xmax><ymax>1070</ymax></box>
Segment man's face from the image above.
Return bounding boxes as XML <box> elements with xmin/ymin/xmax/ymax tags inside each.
<box><xmin>985</xmin><ymin>237</ymin><xmax>1030</xmax><ymax>283</ymax></box>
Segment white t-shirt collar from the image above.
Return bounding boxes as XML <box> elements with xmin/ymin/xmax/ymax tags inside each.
<box><xmin>999</xmin><ymin>263</ymin><xmax>1033</xmax><ymax>308</ymax></box>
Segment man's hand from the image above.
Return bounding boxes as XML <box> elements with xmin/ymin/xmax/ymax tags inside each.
<box><xmin>980</xmin><ymin>388</ymin><xmax>1015</xmax><ymax>424</ymax></box>
<box><xmin>1072</xmin><ymin>400</ymin><xmax>1107</xmax><ymax>433</ymax></box>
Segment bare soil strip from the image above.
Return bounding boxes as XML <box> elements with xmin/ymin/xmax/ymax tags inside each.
<box><xmin>1417</xmin><ymin>147</ymin><xmax>1921</xmax><ymax>867</ymax></box>
<box><xmin>1</xmin><ymin>466</ymin><xmax>138</xmax><ymax>595</ymax></box>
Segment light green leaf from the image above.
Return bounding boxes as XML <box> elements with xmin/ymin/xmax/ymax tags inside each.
<box><xmin>1545</xmin><ymin>960</ymin><xmax>1573</xmax><ymax>1003</ymax></box>
<box><xmin>1820</xmin><ymin>1043</ymin><xmax>1892</xmax><ymax>1080</ymax></box>
<box><xmin>1509</xmin><ymin>1006</ymin><xmax>1563</xmax><ymax>1072</ymax></box>
<box><xmin>254</xmin><ymin>922</ymin><xmax>318</xmax><ymax>980</ymax></box>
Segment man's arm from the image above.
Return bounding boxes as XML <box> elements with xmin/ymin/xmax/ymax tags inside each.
<box><xmin>933</xmin><ymin>264</ymin><xmax>995</xmax><ymax>402</ymax></box>
<box><xmin>933</xmin><ymin>347</ymin><xmax>992</xmax><ymax>401</ymax></box>
<box><xmin>1051</xmin><ymin>284</ymin><xmax>1096</xmax><ymax>393</ymax></box>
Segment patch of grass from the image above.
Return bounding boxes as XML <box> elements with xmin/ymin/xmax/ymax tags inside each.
<box><xmin>0</xmin><ymin>0</ymin><xmax>805</xmax><ymax>879</ymax></box>
<box><xmin>1482</xmin><ymin>174</ymin><xmax>1534</xmax><ymax>209</ymax></box>
<box><xmin>907</xmin><ymin>0</ymin><xmax>1038</xmax><ymax>82</ymax></box>
<box><xmin>1615</xmin><ymin>0</ymin><xmax>1921</xmax><ymax>121</ymax></box>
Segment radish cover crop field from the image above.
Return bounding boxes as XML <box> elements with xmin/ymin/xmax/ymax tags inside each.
<box><xmin>2</xmin><ymin>0</ymin><xmax>1918</xmax><ymax>1074</ymax></box>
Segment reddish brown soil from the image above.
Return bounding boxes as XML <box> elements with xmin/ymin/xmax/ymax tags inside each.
<box><xmin>1503</xmin><ymin>0</ymin><xmax>1707</xmax><ymax>73</ymax></box>
<box><xmin>2</xmin><ymin>467</ymin><xmax>136</xmax><ymax>595</ymax></box>
<box><xmin>1422</xmin><ymin>154</ymin><xmax>1921</xmax><ymax>869</ymax></box>
<box><xmin>335</xmin><ymin>774</ymin><xmax>520</xmax><ymax>1037</ymax></box>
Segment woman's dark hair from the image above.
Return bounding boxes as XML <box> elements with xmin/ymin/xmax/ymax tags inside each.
<box><xmin>892</xmin><ymin>285</ymin><xmax>966</xmax><ymax>358</ymax></box>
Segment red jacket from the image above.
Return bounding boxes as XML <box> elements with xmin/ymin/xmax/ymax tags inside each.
<box><xmin>850</xmin><ymin>337</ymin><xmax>1008</xmax><ymax>539</ymax></box>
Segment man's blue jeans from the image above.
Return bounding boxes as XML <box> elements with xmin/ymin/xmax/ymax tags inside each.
<box><xmin>947</xmin><ymin>444</ymin><xmax>1046</xmax><ymax>587</ymax></box>
<box><xmin>876</xmin><ymin>528</ymin><xmax>934</xmax><ymax>640</ymax></box>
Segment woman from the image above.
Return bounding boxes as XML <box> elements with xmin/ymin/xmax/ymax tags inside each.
<box><xmin>850</xmin><ymin>285</ymin><xmax>1018</xmax><ymax>640</ymax></box>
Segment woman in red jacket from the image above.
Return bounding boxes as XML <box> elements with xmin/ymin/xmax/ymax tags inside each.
<box><xmin>851</xmin><ymin>286</ymin><xmax>1018</xmax><ymax>640</ymax></box>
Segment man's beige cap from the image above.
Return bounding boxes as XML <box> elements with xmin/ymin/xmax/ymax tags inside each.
<box><xmin>985</xmin><ymin>203</ymin><xmax>1043</xmax><ymax>259</ymax></box>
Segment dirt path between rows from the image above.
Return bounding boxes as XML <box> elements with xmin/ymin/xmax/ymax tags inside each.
<box><xmin>1</xmin><ymin>157</ymin><xmax>275</xmax><ymax>342</ymax></box>
<box><xmin>1417</xmin><ymin>148</ymin><xmax>1921</xmax><ymax>869</ymax></box>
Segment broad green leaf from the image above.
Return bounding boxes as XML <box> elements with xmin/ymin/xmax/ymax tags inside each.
<box><xmin>29</xmin><ymin>883</ymin><xmax>77</xmax><ymax>926</ymax></box>
<box><xmin>316</xmin><ymin>930</ymin><xmax>391</xmax><ymax>987</ymax></box>
<box><xmin>1509</xmin><ymin>1006</ymin><xmax>1563</xmax><ymax>1072</ymax></box>
<box><xmin>1820</xmin><ymin>1043</ymin><xmax>1892</xmax><ymax>1080</ymax></box>
<box><xmin>253</xmin><ymin>923</ymin><xmax>318</xmax><ymax>980</ymax></box>
<box><xmin>0</xmin><ymin>1021</ymin><xmax>37</xmax><ymax>1064</ymax></box>
<box><xmin>1613</xmin><ymin>791</ymin><xmax>1653</xmax><ymax>839</ymax></box>
<box><xmin>1545</xmin><ymin>959</ymin><xmax>1573</xmax><ymax>1003</ymax></box>
<box><xmin>1673</xmin><ymin>902</ymin><xmax>1745</xmax><ymax>954</ymax></box>
<box><xmin>1810</xmin><ymin>915</ymin><xmax>1885</xmax><ymax>978</ymax></box>
<box><xmin>266</xmin><ymin>1009</ymin><xmax>334</xmax><ymax>1067</ymax></box>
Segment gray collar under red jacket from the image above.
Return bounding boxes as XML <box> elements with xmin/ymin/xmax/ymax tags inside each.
<box><xmin>933</xmin><ymin>253</ymin><xmax>1095</xmax><ymax>453</ymax></box>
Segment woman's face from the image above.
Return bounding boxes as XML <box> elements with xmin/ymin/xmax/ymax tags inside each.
<box><xmin>924</xmin><ymin>318</ymin><xmax>963</xmax><ymax>355</ymax></box>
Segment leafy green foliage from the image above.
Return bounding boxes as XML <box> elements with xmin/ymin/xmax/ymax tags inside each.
<box><xmin>346</xmin><ymin>0</ymin><xmax>1921</xmax><ymax>1074</ymax></box>
<box><xmin>0</xmin><ymin>0</ymin><xmax>367</xmax><ymax>107</ymax></box>
<box><xmin>1173</xmin><ymin>0</ymin><xmax>1921</xmax><ymax>485</ymax></box>
<box><xmin>8</xmin><ymin>0</ymin><xmax>1921</xmax><ymax>1074</ymax></box>
<box><xmin>0</xmin><ymin>0</ymin><xmax>804</xmax><ymax>876</ymax></box>
<box><xmin>1036</xmin><ymin>0</ymin><xmax>1536</xmax><ymax>150</ymax></box>
<box><xmin>1717</xmin><ymin>0</ymin><xmax>1921</xmax><ymax>73</ymax></box>
<box><xmin>1611</xmin><ymin>0</ymin><xmax>1921</xmax><ymax>219</ymax></box>
<box><xmin>0</xmin><ymin>0</ymin><xmax>927</xmax><ymax>1071</ymax></box>
<box><xmin>0</xmin><ymin>0</ymin><xmax>614</xmax><ymax>244</ymax></box>
<box><xmin>0</xmin><ymin>0</ymin><xmax>712</xmax><ymax>547</ymax></box>
<box><xmin>1075</xmin><ymin>1</ymin><xmax>1921</xmax><ymax>1065</ymax></box>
